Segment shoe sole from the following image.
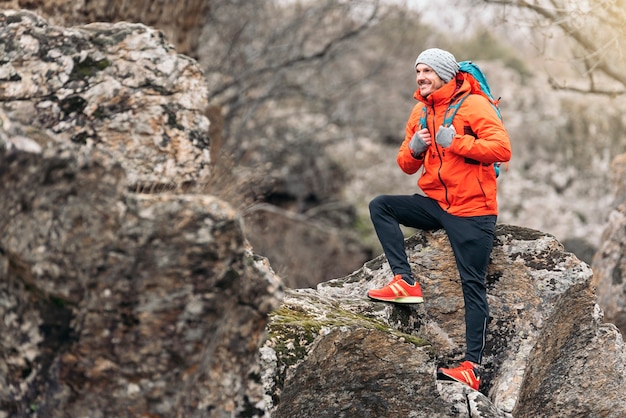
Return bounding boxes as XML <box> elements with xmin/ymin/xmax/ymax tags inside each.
<box><xmin>368</xmin><ymin>294</ymin><xmax>424</xmax><ymax>304</ymax></box>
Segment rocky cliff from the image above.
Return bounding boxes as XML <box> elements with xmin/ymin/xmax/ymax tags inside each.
<box><xmin>0</xmin><ymin>10</ymin><xmax>281</xmax><ymax>417</ymax></box>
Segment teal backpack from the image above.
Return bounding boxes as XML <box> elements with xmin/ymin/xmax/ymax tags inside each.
<box><xmin>419</xmin><ymin>60</ymin><xmax>504</xmax><ymax>176</ymax></box>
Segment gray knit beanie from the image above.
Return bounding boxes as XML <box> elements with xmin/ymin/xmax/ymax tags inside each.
<box><xmin>414</xmin><ymin>48</ymin><xmax>459</xmax><ymax>83</ymax></box>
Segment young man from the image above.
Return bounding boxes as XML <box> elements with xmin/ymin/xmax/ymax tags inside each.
<box><xmin>367</xmin><ymin>48</ymin><xmax>512</xmax><ymax>390</ymax></box>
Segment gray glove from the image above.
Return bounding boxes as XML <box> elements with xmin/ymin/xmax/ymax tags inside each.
<box><xmin>409</xmin><ymin>132</ymin><xmax>428</xmax><ymax>157</ymax></box>
<box><xmin>435</xmin><ymin>125</ymin><xmax>456</xmax><ymax>148</ymax></box>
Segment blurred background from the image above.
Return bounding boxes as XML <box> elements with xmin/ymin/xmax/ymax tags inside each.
<box><xmin>10</xmin><ymin>0</ymin><xmax>625</xmax><ymax>288</ymax></box>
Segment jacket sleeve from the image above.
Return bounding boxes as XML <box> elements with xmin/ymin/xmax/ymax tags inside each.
<box><xmin>397</xmin><ymin>104</ymin><xmax>427</xmax><ymax>174</ymax></box>
<box><xmin>449</xmin><ymin>95</ymin><xmax>512</xmax><ymax>164</ymax></box>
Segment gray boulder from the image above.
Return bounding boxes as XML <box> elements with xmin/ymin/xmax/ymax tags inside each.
<box><xmin>262</xmin><ymin>227</ymin><xmax>626</xmax><ymax>417</ymax></box>
<box><xmin>0</xmin><ymin>9</ymin><xmax>211</xmax><ymax>191</ymax></box>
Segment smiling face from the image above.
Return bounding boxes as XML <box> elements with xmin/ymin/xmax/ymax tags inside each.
<box><xmin>415</xmin><ymin>63</ymin><xmax>445</xmax><ymax>98</ymax></box>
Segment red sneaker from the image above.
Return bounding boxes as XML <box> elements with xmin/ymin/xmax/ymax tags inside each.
<box><xmin>367</xmin><ymin>274</ymin><xmax>423</xmax><ymax>304</ymax></box>
<box><xmin>437</xmin><ymin>361</ymin><xmax>481</xmax><ymax>390</ymax></box>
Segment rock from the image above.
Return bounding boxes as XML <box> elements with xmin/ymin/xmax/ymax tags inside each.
<box><xmin>262</xmin><ymin>226</ymin><xmax>626</xmax><ymax>417</ymax></box>
<box><xmin>0</xmin><ymin>11</ymin><xmax>282</xmax><ymax>417</ymax></box>
<box><xmin>0</xmin><ymin>9</ymin><xmax>211</xmax><ymax>191</ymax></box>
<box><xmin>274</xmin><ymin>327</ymin><xmax>450</xmax><ymax>418</ymax></box>
<box><xmin>513</xmin><ymin>281</ymin><xmax>626</xmax><ymax>417</ymax></box>
<box><xmin>592</xmin><ymin>153</ymin><xmax>626</xmax><ymax>335</ymax></box>
<box><xmin>0</xmin><ymin>111</ymin><xmax>283</xmax><ymax>418</ymax></box>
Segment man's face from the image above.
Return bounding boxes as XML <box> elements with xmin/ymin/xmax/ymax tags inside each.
<box><xmin>416</xmin><ymin>63</ymin><xmax>445</xmax><ymax>98</ymax></box>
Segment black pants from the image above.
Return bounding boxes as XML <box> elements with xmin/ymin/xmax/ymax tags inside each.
<box><xmin>369</xmin><ymin>193</ymin><xmax>495</xmax><ymax>364</ymax></box>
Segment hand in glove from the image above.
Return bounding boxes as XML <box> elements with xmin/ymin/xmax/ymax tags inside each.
<box><xmin>435</xmin><ymin>125</ymin><xmax>456</xmax><ymax>148</ymax></box>
<box><xmin>409</xmin><ymin>128</ymin><xmax>431</xmax><ymax>158</ymax></box>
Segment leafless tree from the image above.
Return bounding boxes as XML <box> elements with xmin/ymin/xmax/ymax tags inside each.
<box><xmin>199</xmin><ymin>1</ymin><xmax>382</xmax><ymax>141</ymax></box>
<box><xmin>483</xmin><ymin>0</ymin><xmax>626</xmax><ymax>95</ymax></box>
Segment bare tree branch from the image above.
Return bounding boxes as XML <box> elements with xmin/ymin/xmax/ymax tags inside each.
<box><xmin>201</xmin><ymin>0</ymin><xmax>384</xmax><ymax>141</ymax></box>
<box><xmin>548</xmin><ymin>77</ymin><xmax>626</xmax><ymax>97</ymax></box>
<box><xmin>484</xmin><ymin>0</ymin><xmax>626</xmax><ymax>94</ymax></box>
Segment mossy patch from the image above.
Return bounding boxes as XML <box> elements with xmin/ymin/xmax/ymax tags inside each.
<box><xmin>267</xmin><ymin>310</ymin><xmax>319</xmax><ymax>367</ymax></box>
<box><xmin>267</xmin><ymin>302</ymin><xmax>429</xmax><ymax>367</ymax></box>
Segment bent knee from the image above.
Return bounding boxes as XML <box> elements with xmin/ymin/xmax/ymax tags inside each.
<box><xmin>369</xmin><ymin>195</ymin><xmax>389</xmax><ymax>215</ymax></box>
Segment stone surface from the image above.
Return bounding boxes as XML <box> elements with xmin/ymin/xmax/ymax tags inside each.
<box><xmin>514</xmin><ymin>281</ymin><xmax>626</xmax><ymax>417</ymax></box>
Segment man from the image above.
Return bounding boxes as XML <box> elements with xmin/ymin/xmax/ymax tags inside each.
<box><xmin>367</xmin><ymin>48</ymin><xmax>512</xmax><ymax>390</ymax></box>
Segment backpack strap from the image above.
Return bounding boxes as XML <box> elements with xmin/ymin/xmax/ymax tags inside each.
<box><xmin>442</xmin><ymin>93</ymin><xmax>470</xmax><ymax>127</ymax></box>
<box><xmin>419</xmin><ymin>93</ymin><xmax>469</xmax><ymax>130</ymax></box>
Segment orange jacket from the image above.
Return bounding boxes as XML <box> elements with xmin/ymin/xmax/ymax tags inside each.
<box><xmin>397</xmin><ymin>72</ymin><xmax>512</xmax><ymax>217</ymax></box>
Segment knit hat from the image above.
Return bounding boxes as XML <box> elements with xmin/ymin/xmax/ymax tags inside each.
<box><xmin>414</xmin><ymin>48</ymin><xmax>459</xmax><ymax>83</ymax></box>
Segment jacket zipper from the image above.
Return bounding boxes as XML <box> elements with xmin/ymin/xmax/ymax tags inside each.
<box><xmin>431</xmin><ymin>104</ymin><xmax>451</xmax><ymax>210</ymax></box>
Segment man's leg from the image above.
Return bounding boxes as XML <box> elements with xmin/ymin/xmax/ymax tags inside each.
<box><xmin>369</xmin><ymin>194</ymin><xmax>441</xmax><ymax>282</ymax></box>
<box><xmin>441</xmin><ymin>214</ymin><xmax>496</xmax><ymax>364</ymax></box>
